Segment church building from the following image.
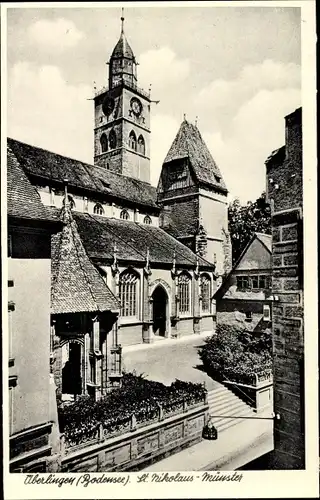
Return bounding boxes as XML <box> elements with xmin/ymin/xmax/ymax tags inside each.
<box><xmin>7</xmin><ymin>16</ymin><xmax>230</xmax><ymax>401</ymax></box>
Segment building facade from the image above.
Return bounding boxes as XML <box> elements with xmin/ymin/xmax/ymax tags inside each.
<box><xmin>266</xmin><ymin>107</ymin><xmax>304</xmax><ymax>469</ymax></box>
<box><xmin>7</xmin><ymin>148</ymin><xmax>62</xmax><ymax>472</ymax></box>
<box><xmin>214</xmin><ymin>232</ymin><xmax>272</xmax><ymax>332</ymax></box>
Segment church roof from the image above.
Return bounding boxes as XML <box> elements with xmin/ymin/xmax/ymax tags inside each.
<box><xmin>51</xmin><ymin>203</ymin><xmax>119</xmax><ymax>315</ymax></box>
<box><xmin>7</xmin><ymin>138</ymin><xmax>158</xmax><ymax>210</ymax></box>
<box><xmin>163</xmin><ymin>120</ymin><xmax>227</xmax><ymax>192</ymax></box>
<box><xmin>255</xmin><ymin>232</ymin><xmax>272</xmax><ymax>253</ymax></box>
<box><xmin>7</xmin><ymin>145</ymin><xmax>58</xmax><ymax>225</ymax></box>
<box><xmin>111</xmin><ymin>31</ymin><xmax>135</xmax><ymax>60</ymax></box>
<box><xmin>61</xmin><ymin>211</ymin><xmax>214</xmax><ymax>270</ymax></box>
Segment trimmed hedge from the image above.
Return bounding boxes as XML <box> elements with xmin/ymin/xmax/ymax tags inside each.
<box><xmin>58</xmin><ymin>372</ymin><xmax>207</xmax><ymax>446</ymax></box>
<box><xmin>198</xmin><ymin>324</ymin><xmax>272</xmax><ymax>384</ymax></box>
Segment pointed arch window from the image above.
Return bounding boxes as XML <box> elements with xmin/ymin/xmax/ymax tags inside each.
<box><xmin>93</xmin><ymin>203</ymin><xmax>104</xmax><ymax>216</ymax></box>
<box><xmin>63</xmin><ymin>195</ymin><xmax>76</xmax><ymax>210</ymax></box>
<box><xmin>137</xmin><ymin>135</ymin><xmax>145</xmax><ymax>155</ymax></box>
<box><xmin>120</xmin><ymin>209</ymin><xmax>130</xmax><ymax>220</ymax></box>
<box><xmin>109</xmin><ymin>130</ymin><xmax>116</xmax><ymax>149</ymax></box>
<box><xmin>129</xmin><ymin>131</ymin><xmax>137</xmax><ymax>151</ymax></box>
<box><xmin>143</xmin><ymin>215</ymin><xmax>152</xmax><ymax>225</ymax></box>
<box><xmin>119</xmin><ymin>270</ymin><xmax>139</xmax><ymax>317</ymax></box>
<box><xmin>100</xmin><ymin>133</ymin><xmax>108</xmax><ymax>153</ymax></box>
<box><xmin>178</xmin><ymin>272</ymin><xmax>191</xmax><ymax>314</ymax></box>
<box><xmin>200</xmin><ymin>274</ymin><xmax>211</xmax><ymax>313</ymax></box>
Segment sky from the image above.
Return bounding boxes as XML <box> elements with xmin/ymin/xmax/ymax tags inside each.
<box><xmin>6</xmin><ymin>4</ymin><xmax>301</xmax><ymax>202</ymax></box>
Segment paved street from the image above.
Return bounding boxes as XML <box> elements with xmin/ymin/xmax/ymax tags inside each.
<box><xmin>122</xmin><ymin>333</ymin><xmax>220</xmax><ymax>390</ymax></box>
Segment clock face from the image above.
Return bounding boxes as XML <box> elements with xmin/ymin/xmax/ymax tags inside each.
<box><xmin>102</xmin><ymin>97</ymin><xmax>115</xmax><ymax>116</ymax></box>
<box><xmin>130</xmin><ymin>97</ymin><xmax>142</xmax><ymax>117</ymax></box>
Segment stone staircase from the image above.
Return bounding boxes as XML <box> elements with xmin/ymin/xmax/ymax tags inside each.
<box><xmin>207</xmin><ymin>384</ymin><xmax>256</xmax><ymax>433</ymax></box>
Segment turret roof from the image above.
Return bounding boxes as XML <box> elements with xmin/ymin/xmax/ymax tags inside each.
<box><xmin>163</xmin><ymin>119</ymin><xmax>227</xmax><ymax>192</ymax></box>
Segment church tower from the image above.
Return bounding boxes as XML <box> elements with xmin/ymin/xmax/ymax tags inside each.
<box><xmin>157</xmin><ymin>119</ymin><xmax>232</xmax><ymax>280</ymax></box>
<box><xmin>94</xmin><ymin>14</ymin><xmax>151</xmax><ymax>183</ymax></box>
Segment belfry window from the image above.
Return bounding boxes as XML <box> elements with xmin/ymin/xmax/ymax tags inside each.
<box><xmin>109</xmin><ymin>130</ymin><xmax>116</xmax><ymax>149</ymax></box>
<box><xmin>100</xmin><ymin>133</ymin><xmax>108</xmax><ymax>153</ymax></box>
<box><xmin>178</xmin><ymin>272</ymin><xmax>191</xmax><ymax>314</ymax></box>
<box><xmin>129</xmin><ymin>131</ymin><xmax>137</xmax><ymax>151</ymax></box>
<box><xmin>120</xmin><ymin>209</ymin><xmax>130</xmax><ymax>220</ymax></box>
<box><xmin>119</xmin><ymin>270</ymin><xmax>139</xmax><ymax>317</ymax></box>
<box><xmin>93</xmin><ymin>203</ymin><xmax>104</xmax><ymax>215</ymax></box>
<box><xmin>137</xmin><ymin>135</ymin><xmax>145</xmax><ymax>155</ymax></box>
<box><xmin>200</xmin><ymin>274</ymin><xmax>211</xmax><ymax>313</ymax></box>
<box><xmin>143</xmin><ymin>215</ymin><xmax>152</xmax><ymax>225</ymax></box>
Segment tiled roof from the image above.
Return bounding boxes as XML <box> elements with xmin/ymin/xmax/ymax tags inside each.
<box><xmin>255</xmin><ymin>233</ymin><xmax>272</xmax><ymax>253</ymax></box>
<box><xmin>51</xmin><ymin>205</ymin><xmax>119</xmax><ymax>315</ymax></box>
<box><xmin>111</xmin><ymin>31</ymin><xmax>135</xmax><ymax>60</ymax></box>
<box><xmin>162</xmin><ymin>120</ymin><xmax>227</xmax><ymax>192</ymax></box>
<box><xmin>7</xmin><ymin>146</ymin><xmax>59</xmax><ymax>224</ymax></box>
<box><xmin>66</xmin><ymin>211</ymin><xmax>213</xmax><ymax>269</ymax></box>
<box><xmin>7</xmin><ymin>138</ymin><xmax>158</xmax><ymax>209</ymax></box>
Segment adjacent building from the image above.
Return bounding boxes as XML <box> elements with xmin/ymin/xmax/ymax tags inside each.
<box><xmin>214</xmin><ymin>232</ymin><xmax>272</xmax><ymax>332</ymax></box>
<box><xmin>7</xmin><ymin>147</ymin><xmax>61</xmax><ymax>472</ymax></box>
<box><xmin>266</xmin><ymin>106</ymin><xmax>304</xmax><ymax>469</ymax></box>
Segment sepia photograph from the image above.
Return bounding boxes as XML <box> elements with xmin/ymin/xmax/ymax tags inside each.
<box><xmin>1</xmin><ymin>0</ymin><xmax>318</xmax><ymax>497</ymax></box>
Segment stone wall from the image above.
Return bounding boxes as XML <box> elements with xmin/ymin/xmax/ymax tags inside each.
<box><xmin>266</xmin><ymin>107</ymin><xmax>304</xmax><ymax>469</ymax></box>
<box><xmin>61</xmin><ymin>403</ymin><xmax>208</xmax><ymax>472</ymax></box>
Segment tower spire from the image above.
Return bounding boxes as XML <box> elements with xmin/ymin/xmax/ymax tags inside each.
<box><xmin>121</xmin><ymin>7</ymin><xmax>125</xmax><ymax>34</ymax></box>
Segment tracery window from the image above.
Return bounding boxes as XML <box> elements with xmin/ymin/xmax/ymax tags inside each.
<box><xmin>200</xmin><ymin>274</ymin><xmax>211</xmax><ymax>313</ymax></box>
<box><xmin>120</xmin><ymin>209</ymin><xmax>130</xmax><ymax>220</ymax></box>
<box><xmin>93</xmin><ymin>203</ymin><xmax>104</xmax><ymax>215</ymax></box>
<box><xmin>100</xmin><ymin>133</ymin><xmax>108</xmax><ymax>153</ymax></box>
<box><xmin>119</xmin><ymin>270</ymin><xmax>139</xmax><ymax>317</ymax></box>
<box><xmin>178</xmin><ymin>272</ymin><xmax>191</xmax><ymax>314</ymax></box>
<box><xmin>129</xmin><ymin>131</ymin><xmax>137</xmax><ymax>151</ymax></box>
<box><xmin>143</xmin><ymin>215</ymin><xmax>151</xmax><ymax>225</ymax></box>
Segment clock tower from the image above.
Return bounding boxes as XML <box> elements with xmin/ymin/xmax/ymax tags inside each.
<box><xmin>94</xmin><ymin>14</ymin><xmax>151</xmax><ymax>183</ymax></box>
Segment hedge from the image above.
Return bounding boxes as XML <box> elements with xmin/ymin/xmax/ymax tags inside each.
<box><xmin>58</xmin><ymin>372</ymin><xmax>207</xmax><ymax>446</ymax></box>
<box><xmin>198</xmin><ymin>324</ymin><xmax>272</xmax><ymax>384</ymax></box>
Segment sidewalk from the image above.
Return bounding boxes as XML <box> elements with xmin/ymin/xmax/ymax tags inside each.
<box><xmin>122</xmin><ymin>331</ymin><xmax>212</xmax><ymax>353</ymax></box>
<box><xmin>142</xmin><ymin>409</ymin><xmax>274</xmax><ymax>471</ymax></box>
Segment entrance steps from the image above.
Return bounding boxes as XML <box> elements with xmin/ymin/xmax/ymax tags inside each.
<box><xmin>207</xmin><ymin>385</ymin><xmax>255</xmax><ymax>433</ymax></box>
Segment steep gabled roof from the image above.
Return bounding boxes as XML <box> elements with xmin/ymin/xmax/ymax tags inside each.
<box><xmin>162</xmin><ymin>120</ymin><xmax>227</xmax><ymax>192</ymax></box>
<box><xmin>7</xmin><ymin>138</ymin><xmax>158</xmax><ymax>209</ymax></box>
<box><xmin>214</xmin><ymin>232</ymin><xmax>272</xmax><ymax>300</ymax></box>
<box><xmin>7</xmin><ymin>146</ymin><xmax>59</xmax><ymax>225</ymax></box>
<box><xmin>51</xmin><ymin>204</ymin><xmax>119</xmax><ymax>315</ymax></box>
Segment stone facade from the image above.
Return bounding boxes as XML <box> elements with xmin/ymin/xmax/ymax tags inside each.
<box><xmin>266</xmin><ymin>107</ymin><xmax>304</xmax><ymax>469</ymax></box>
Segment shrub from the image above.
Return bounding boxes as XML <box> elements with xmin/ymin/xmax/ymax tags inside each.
<box><xmin>199</xmin><ymin>323</ymin><xmax>272</xmax><ymax>383</ymax></box>
<box><xmin>59</xmin><ymin>372</ymin><xmax>207</xmax><ymax>446</ymax></box>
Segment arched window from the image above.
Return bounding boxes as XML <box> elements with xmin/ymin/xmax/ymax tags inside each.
<box><xmin>178</xmin><ymin>272</ymin><xmax>191</xmax><ymax>314</ymax></box>
<box><xmin>137</xmin><ymin>135</ymin><xmax>145</xmax><ymax>155</ymax></box>
<box><xmin>119</xmin><ymin>270</ymin><xmax>139</xmax><ymax>317</ymax></box>
<box><xmin>63</xmin><ymin>195</ymin><xmax>76</xmax><ymax>210</ymax></box>
<box><xmin>100</xmin><ymin>133</ymin><xmax>108</xmax><ymax>153</ymax></box>
<box><xmin>120</xmin><ymin>209</ymin><xmax>130</xmax><ymax>220</ymax></box>
<box><xmin>129</xmin><ymin>131</ymin><xmax>137</xmax><ymax>151</ymax></box>
<box><xmin>93</xmin><ymin>203</ymin><xmax>104</xmax><ymax>215</ymax></box>
<box><xmin>143</xmin><ymin>215</ymin><xmax>152</xmax><ymax>225</ymax></box>
<box><xmin>200</xmin><ymin>274</ymin><xmax>211</xmax><ymax>313</ymax></box>
<box><xmin>109</xmin><ymin>130</ymin><xmax>116</xmax><ymax>149</ymax></box>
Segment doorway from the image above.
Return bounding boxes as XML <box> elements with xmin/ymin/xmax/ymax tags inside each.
<box><xmin>152</xmin><ymin>286</ymin><xmax>168</xmax><ymax>337</ymax></box>
<box><xmin>62</xmin><ymin>342</ymin><xmax>82</xmax><ymax>396</ymax></box>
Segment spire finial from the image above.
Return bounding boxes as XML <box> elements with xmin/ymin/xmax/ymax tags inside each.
<box><xmin>183</xmin><ymin>113</ymin><xmax>186</xmax><ymax>121</ymax></box>
<box><xmin>195</xmin><ymin>116</ymin><xmax>198</xmax><ymax>127</ymax></box>
<box><xmin>63</xmin><ymin>178</ymin><xmax>69</xmax><ymax>207</ymax></box>
<box><xmin>121</xmin><ymin>7</ymin><xmax>125</xmax><ymax>33</ymax></box>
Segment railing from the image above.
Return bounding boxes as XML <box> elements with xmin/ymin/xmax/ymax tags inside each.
<box><xmin>94</xmin><ymin>81</ymin><xmax>150</xmax><ymax>100</ymax></box>
<box><xmin>61</xmin><ymin>393</ymin><xmax>207</xmax><ymax>453</ymax></box>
